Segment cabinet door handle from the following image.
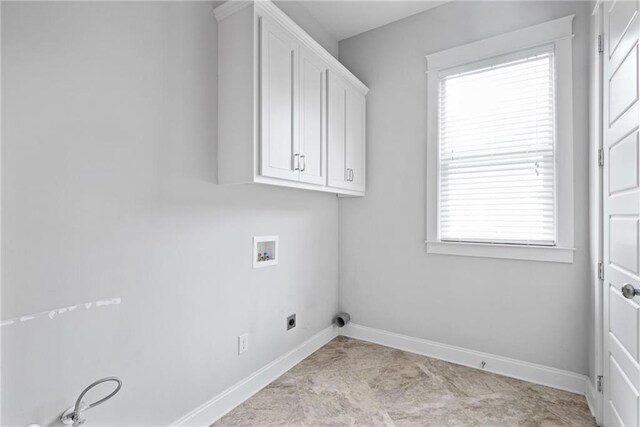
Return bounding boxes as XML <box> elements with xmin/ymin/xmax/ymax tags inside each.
<box><xmin>300</xmin><ymin>155</ymin><xmax>306</xmax><ymax>172</ymax></box>
<box><xmin>350</xmin><ymin>169</ymin><xmax>354</xmax><ymax>182</ymax></box>
<box><xmin>293</xmin><ymin>154</ymin><xmax>299</xmax><ymax>171</ymax></box>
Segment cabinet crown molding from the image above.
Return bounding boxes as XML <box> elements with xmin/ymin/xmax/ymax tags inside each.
<box><xmin>213</xmin><ymin>1</ymin><xmax>252</xmax><ymax>21</ymax></box>
<box><xmin>213</xmin><ymin>0</ymin><xmax>369</xmax><ymax>95</ymax></box>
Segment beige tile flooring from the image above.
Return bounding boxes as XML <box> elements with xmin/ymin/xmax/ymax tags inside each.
<box><xmin>215</xmin><ymin>336</ymin><xmax>596</xmax><ymax>426</ymax></box>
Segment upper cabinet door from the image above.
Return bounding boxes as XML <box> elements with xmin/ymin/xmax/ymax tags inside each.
<box><xmin>327</xmin><ymin>71</ymin><xmax>348</xmax><ymax>189</ymax></box>
<box><xmin>327</xmin><ymin>71</ymin><xmax>366</xmax><ymax>192</ymax></box>
<box><xmin>345</xmin><ymin>89</ymin><xmax>366</xmax><ymax>192</ymax></box>
<box><xmin>298</xmin><ymin>46</ymin><xmax>327</xmax><ymax>185</ymax></box>
<box><xmin>260</xmin><ymin>17</ymin><xmax>299</xmax><ymax>181</ymax></box>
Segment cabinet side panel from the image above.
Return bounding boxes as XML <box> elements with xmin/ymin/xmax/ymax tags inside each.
<box><xmin>218</xmin><ymin>7</ymin><xmax>255</xmax><ymax>184</ymax></box>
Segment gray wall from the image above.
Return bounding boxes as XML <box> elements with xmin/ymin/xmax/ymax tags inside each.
<box><xmin>338</xmin><ymin>1</ymin><xmax>591</xmax><ymax>374</ymax></box>
<box><xmin>276</xmin><ymin>1</ymin><xmax>339</xmax><ymax>57</ymax></box>
<box><xmin>1</xmin><ymin>2</ymin><xmax>339</xmax><ymax>425</ymax></box>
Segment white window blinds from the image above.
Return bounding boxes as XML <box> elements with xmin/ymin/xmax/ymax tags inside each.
<box><xmin>438</xmin><ymin>47</ymin><xmax>556</xmax><ymax>245</ymax></box>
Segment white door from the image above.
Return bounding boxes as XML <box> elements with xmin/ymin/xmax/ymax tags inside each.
<box><xmin>327</xmin><ymin>71</ymin><xmax>348</xmax><ymax>189</ymax></box>
<box><xmin>603</xmin><ymin>1</ymin><xmax>640</xmax><ymax>426</ymax></box>
<box><xmin>345</xmin><ymin>89</ymin><xmax>366</xmax><ymax>192</ymax></box>
<box><xmin>299</xmin><ymin>46</ymin><xmax>326</xmax><ymax>185</ymax></box>
<box><xmin>260</xmin><ymin>17</ymin><xmax>299</xmax><ymax>181</ymax></box>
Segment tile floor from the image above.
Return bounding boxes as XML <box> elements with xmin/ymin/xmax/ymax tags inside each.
<box><xmin>215</xmin><ymin>336</ymin><xmax>596</xmax><ymax>426</ymax></box>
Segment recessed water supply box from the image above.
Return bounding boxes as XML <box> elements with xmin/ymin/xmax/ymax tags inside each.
<box><xmin>253</xmin><ymin>236</ymin><xmax>278</xmax><ymax>268</ymax></box>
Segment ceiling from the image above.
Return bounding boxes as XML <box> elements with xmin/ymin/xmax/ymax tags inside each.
<box><xmin>299</xmin><ymin>1</ymin><xmax>449</xmax><ymax>41</ymax></box>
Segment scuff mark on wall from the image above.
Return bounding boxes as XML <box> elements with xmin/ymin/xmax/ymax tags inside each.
<box><xmin>1</xmin><ymin>297</ymin><xmax>123</xmax><ymax>327</ymax></box>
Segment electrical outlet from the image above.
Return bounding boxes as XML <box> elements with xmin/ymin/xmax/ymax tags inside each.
<box><xmin>238</xmin><ymin>333</ymin><xmax>249</xmax><ymax>354</ymax></box>
<box><xmin>287</xmin><ymin>314</ymin><xmax>296</xmax><ymax>331</ymax></box>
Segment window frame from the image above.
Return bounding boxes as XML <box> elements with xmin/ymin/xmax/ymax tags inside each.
<box><xmin>425</xmin><ymin>15</ymin><xmax>575</xmax><ymax>263</ymax></box>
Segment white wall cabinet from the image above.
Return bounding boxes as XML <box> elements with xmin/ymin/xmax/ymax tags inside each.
<box><xmin>215</xmin><ymin>0</ymin><xmax>368</xmax><ymax>196</ymax></box>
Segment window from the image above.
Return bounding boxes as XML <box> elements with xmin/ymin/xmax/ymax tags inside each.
<box><xmin>426</xmin><ymin>16</ymin><xmax>575</xmax><ymax>263</ymax></box>
<box><xmin>439</xmin><ymin>47</ymin><xmax>556</xmax><ymax>245</ymax></box>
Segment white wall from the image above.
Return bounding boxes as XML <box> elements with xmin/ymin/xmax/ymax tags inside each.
<box><xmin>338</xmin><ymin>1</ymin><xmax>591</xmax><ymax>374</ymax></box>
<box><xmin>1</xmin><ymin>2</ymin><xmax>339</xmax><ymax>425</ymax></box>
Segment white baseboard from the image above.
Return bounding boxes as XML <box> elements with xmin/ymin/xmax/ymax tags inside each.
<box><xmin>340</xmin><ymin>323</ymin><xmax>589</xmax><ymax>395</ymax></box>
<box><xmin>585</xmin><ymin>378</ymin><xmax>603</xmax><ymax>426</ymax></box>
<box><xmin>171</xmin><ymin>322</ymin><xmax>597</xmax><ymax>427</ymax></box>
<box><xmin>171</xmin><ymin>325</ymin><xmax>338</xmax><ymax>427</ymax></box>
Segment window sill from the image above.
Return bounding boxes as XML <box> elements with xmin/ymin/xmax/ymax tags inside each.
<box><xmin>425</xmin><ymin>241</ymin><xmax>575</xmax><ymax>263</ymax></box>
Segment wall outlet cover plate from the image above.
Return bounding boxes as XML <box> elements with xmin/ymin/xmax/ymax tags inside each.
<box><xmin>287</xmin><ymin>313</ymin><xmax>296</xmax><ymax>331</ymax></box>
<box><xmin>238</xmin><ymin>333</ymin><xmax>249</xmax><ymax>354</ymax></box>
